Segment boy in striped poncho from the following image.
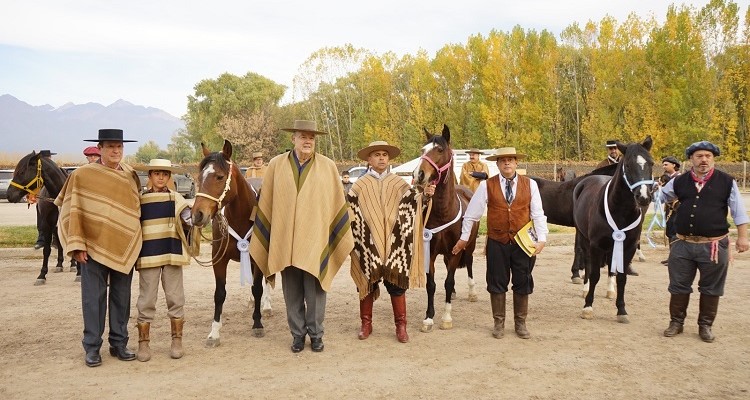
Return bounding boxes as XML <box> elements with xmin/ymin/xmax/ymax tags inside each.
<box><xmin>134</xmin><ymin>159</ymin><xmax>196</xmax><ymax>362</ymax></box>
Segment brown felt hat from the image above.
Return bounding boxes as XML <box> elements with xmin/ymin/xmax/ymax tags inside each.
<box><xmin>357</xmin><ymin>141</ymin><xmax>401</xmax><ymax>161</ymax></box>
<box><xmin>466</xmin><ymin>148</ymin><xmax>484</xmax><ymax>155</ymax></box>
<box><xmin>281</xmin><ymin>120</ymin><xmax>328</xmax><ymax>135</ymax></box>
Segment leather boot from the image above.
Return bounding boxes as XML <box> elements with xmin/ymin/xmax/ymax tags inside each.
<box><xmin>663</xmin><ymin>293</ymin><xmax>690</xmax><ymax>337</ymax></box>
<box><xmin>136</xmin><ymin>322</ymin><xmax>151</xmax><ymax>362</ymax></box>
<box><xmin>490</xmin><ymin>292</ymin><xmax>506</xmax><ymax>339</ymax></box>
<box><xmin>391</xmin><ymin>294</ymin><xmax>409</xmax><ymax>343</ymax></box>
<box><xmin>513</xmin><ymin>292</ymin><xmax>530</xmax><ymax>339</ymax></box>
<box><xmin>358</xmin><ymin>293</ymin><xmax>374</xmax><ymax>340</ymax></box>
<box><xmin>698</xmin><ymin>294</ymin><xmax>719</xmax><ymax>343</ymax></box>
<box><xmin>170</xmin><ymin>318</ymin><xmax>184</xmax><ymax>359</ymax></box>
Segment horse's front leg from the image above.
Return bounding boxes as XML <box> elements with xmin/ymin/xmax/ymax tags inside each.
<box><xmin>463</xmin><ymin>251</ymin><xmax>478</xmax><ymax>302</ymax></box>
<box><xmin>615</xmin><ymin>272</ymin><xmax>629</xmax><ymax>323</ymax></box>
<box><xmin>54</xmin><ymin>237</ymin><xmax>64</xmax><ymax>273</ymax></box>
<box><xmin>571</xmin><ymin>236</ymin><xmax>584</xmax><ymax>284</ymax></box>
<box><xmin>441</xmin><ymin>266</ymin><xmax>456</xmax><ymax>330</ymax></box>
<box><xmin>421</xmin><ymin>268</ymin><xmax>436</xmax><ymax>333</ymax></box>
<box><xmin>250</xmin><ymin>266</ymin><xmax>265</xmax><ymax>337</ymax></box>
<box><xmin>261</xmin><ymin>276</ymin><xmax>273</xmax><ymax>316</ymax></box>
<box><xmin>581</xmin><ymin>258</ymin><xmax>601</xmax><ymax>320</ymax></box>
<box><xmin>207</xmin><ymin>261</ymin><xmax>228</xmax><ymax>347</ymax></box>
<box><xmin>35</xmin><ymin>236</ymin><xmax>52</xmax><ymax>285</ymax></box>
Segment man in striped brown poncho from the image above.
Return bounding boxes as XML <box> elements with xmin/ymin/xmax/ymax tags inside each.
<box><xmin>348</xmin><ymin>141</ymin><xmax>432</xmax><ymax>343</ymax></box>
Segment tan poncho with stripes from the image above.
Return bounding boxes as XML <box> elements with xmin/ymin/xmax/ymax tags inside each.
<box><xmin>136</xmin><ymin>191</ymin><xmax>194</xmax><ymax>269</ymax></box>
<box><xmin>250</xmin><ymin>152</ymin><xmax>354</xmax><ymax>292</ymax></box>
<box><xmin>55</xmin><ymin>163</ymin><xmax>142</xmax><ymax>274</ymax></box>
<box><xmin>348</xmin><ymin>173</ymin><xmax>425</xmax><ymax>300</ymax></box>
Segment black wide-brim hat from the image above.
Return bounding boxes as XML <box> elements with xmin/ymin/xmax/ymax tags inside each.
<box><xmin>84</xmin><ymin>129</ymin><xmax>137</xmax><ymax>143</ymax></box>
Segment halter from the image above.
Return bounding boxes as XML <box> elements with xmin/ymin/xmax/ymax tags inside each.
<box><xmin>195</xmin><ymin>160</ymin><xmax>233</xmax><ymax>209</ymax></box>
<box><xmin>420</xmin><ymin>149</ymin><xmax>453</xmax><ymax>185</ymax></box>
<box><xmin>621</xmin><ymin>163</ymin><xmax>654</xmax><ymax>191</ymax></box>
<box><xmin>9</xmin><ymin>158</ymin><xmax>44</xmax><ymax>197</ymax></box>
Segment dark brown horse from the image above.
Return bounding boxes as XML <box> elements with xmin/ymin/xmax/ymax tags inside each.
<box><xmin>574</xmin><ymin>137</ymin><xmax>654</xmax><ymax>323</ymax></box>
<box><xmin>6</xmin><ymin>152</ymin><xmax>79</xmax><ymax>285</ymax></box>
<box><xmin>412</xmin><ymin>125</ymin><xmax>479</xmax><ymax>332</ymax></box>
<box><xmin>191</xmin><ymin>140</ymin><xmax>271</xmax><ymax>346</ymax></box>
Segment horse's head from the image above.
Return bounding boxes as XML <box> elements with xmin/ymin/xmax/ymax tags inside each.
<box><xmin>413</xmin><ymin>124</ymin><xmax>453</xmax><ymax>188</ymax></box>
<box><xmin>617</xmin><ymin>136</ymin><xmax>655</xmax><ymax>207</ymax></box>
<box><xmin>6</xmin><ymin>151</ymin><xmax>44</xmax><ymax>203</ymax></box>
<box><xmin>192</xmin><ymin>140</ymin><xmax>239</xmax><ymax>227</ymax></box>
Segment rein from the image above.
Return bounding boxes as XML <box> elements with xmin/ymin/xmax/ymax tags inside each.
<box><xmin>10</xmin><ymin>158</ymin><xmax>44</xmax><ymax>197</ymax></box>
<box><xmin>421</xmin><ymin>149</ymin><xmax>453</xmax><ymax>185</ymax></box>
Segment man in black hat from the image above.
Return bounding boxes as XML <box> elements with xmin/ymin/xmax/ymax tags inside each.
<box><xmin>659</xmin><ymin>140</ymin><xmax>749</xmax><ymax>343</ymax></box>
<box><xmin>595</xmin><ymin>140</ymin><xmax>621</xmax><ymax>169</ymax></box>
<box><xmin>33</xmin><ymin>150</ymin><xmax>58</xmax><ymax>250</ymax></box>
<box><xmin>55</xmin><ymin>129</ymin><xmax>143</xmax><ymax>367</ymax></box>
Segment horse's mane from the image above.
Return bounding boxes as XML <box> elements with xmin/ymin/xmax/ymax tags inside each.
<box><xmin>427</xmin><ymin>134</ymin><xmax>450</xmax><ymax>149</ymax></box>
<box><xmin>199</xmin><ymin>152</ymin><xmax>232</xmax><ymax>173</ymax></box>
<box><xmin>14</xmin><ymin>152</ymin><xmax>37</xmax><ymax>178</ymax></box>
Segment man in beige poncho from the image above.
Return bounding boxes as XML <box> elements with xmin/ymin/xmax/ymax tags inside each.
<box><xmin>348</xmin><ymin>141</ymin><xmax>433</xmax><ymax>343</ymax></box>
<box><xmin>250</xmin><ymin>120</ymin><xmax>354</xmax><ymax>353</ymax></box>
<box><xmin>55</xmin><ymin>129</ymin><xmax>142</xmax><ymax>367</ymax></box>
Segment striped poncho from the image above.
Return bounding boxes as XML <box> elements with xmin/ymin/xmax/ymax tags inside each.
<box><xmin>136</xmin><ymin>191</ymin><xmax>192</xmax><ymax>269</ymax></box>
<box><xmin>54</xmin><ymin>163</ymin><xmax>142</xmax><ymax>274</ymax></box>
<box><xmin>348</xmin><ymin>173</ymin><xmax>425</xmax><ymax>299</ymax></box>
<box><xmin>250</xmin><ymin>152</ymin><xmax>354</xmax><ymax>292</ymax></box>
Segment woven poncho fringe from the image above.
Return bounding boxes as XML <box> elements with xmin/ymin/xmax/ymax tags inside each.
<box><xmin>54</xmin><ymin>163</ymin><xmax>142</xmax><ymax>274</ymax></box>
<box><xmin>249</xmin><ymin>152</ymin><xmax>354</xmax><ymax>292</ymax></box>
<box><xmin>348</xmin><ymin>174</ymin><xmax>425</xmax><ymax>300</ymax></box>
<box><xmin>137</xmin><ymin>191</ymin><xmax>195</xmax><ymax>269</ymax></box>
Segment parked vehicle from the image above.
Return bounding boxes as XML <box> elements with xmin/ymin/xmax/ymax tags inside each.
<box><xmin>347</xmin><ymin>166</ymin><xmax>368</xmax><ymax>183</ymax></box>
<box><xmin>136</xmin><ymin>170</ymin><xmax>196</xmax><ymax>199</ymax></box>
<box><xmin>0</xmin><ymin>169</ymin><xmax>14</xmax><ymax>200</ymax></box>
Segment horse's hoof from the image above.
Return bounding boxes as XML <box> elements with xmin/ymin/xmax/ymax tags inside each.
<box><xmin>468</xmin><ymin>294</ymin><xmax>478</xmax><ymax>302</ymax></box>
<box><xmin>74</xmin><ymin>276</ymin><xmax>81</xmax><ymax>283</ymax></box>
<box><xmin>262</xmin><ymin>308</ymin><xmax>273</xmax><ymax>317</ymax></box>
<box><xmin>571</xmin><ymin>277</ymin><xmax>583</xmax><ymax>284</ymax></box>
<box><xmin>34</xmin><ymin>279</ymin><xmax>46</xmax><ymax>286</ymax></box>
<box><xmin>205</xmin><ymin>338</ymin><xmax>220</xmax><ymax>347</ymax></box>
<box><xmin>69</xmin><ymin>267</ymin><xmax>76</xmax><ymax>272</ymax></box>
<box><xmin>440</xmin><ymin>321</ymin><xmax>453</xmax><ymax>330</ymax></box>
<box><xmin>581</xmin><ymin>307</ymin><xmax>594</xmax><ymax>319</ymax></box>
<box><xmin>54</xmin><ymin>267</ymin><xmax>63</xmax><ymax>273</ymax></box>
<box><xmin>617</xmin><ymin>315</ymin><xmax>630</xmax><ymax>324</ymax></box>
<box><xmin>421</xmin><ymin>319</ymin><xmax>434</xmax><ymax>333</ymax></box>
<box><xmin>450</xmin><ymin>292</ymin><xmax>457</xmax><ymax>300</ymax></box>
<box><xmin>252</xmin><ymin>328</ymin><xmax>265</xmax><ymax>338</ymax></box>
<box><xmin>606</xmin><ymin>291</ymin><xmax>616</xmax><ymax>299</ymax></box>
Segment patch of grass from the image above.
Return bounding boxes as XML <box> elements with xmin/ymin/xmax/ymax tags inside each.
<box><xmin>0</xmin><ymin>226</ymin><xmax>37</xmax><ymax>248</ymax></box>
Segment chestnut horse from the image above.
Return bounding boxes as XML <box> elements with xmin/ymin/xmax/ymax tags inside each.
<box><xmin>412</xmin><ymin>125</ymin><xmax>479</xmax><ymax>332</ymax></box>
<box><xmin>191</xmin><ymin>140</ymin><xmax>271</xmax><ymax>346</ymax></box>
<box><xmin>574</xmin><ymin>136</ymin><xmax>654</xmax><ymax>323</ymax></box>
<box><xmin>6</xmin><ymin>152</ymin><xmax>79</xmax><ymax>285</ymax></box>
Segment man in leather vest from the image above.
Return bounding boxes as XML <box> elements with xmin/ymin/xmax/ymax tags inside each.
<box><xmin>452</xmin><ymin>147</ymin><xmax>548</xmax><ymax>339</ymax></box>
<box><xmin>660</xmin><ymin>141</ymin><xmax>749</xmax><ymax>342</ymax></box>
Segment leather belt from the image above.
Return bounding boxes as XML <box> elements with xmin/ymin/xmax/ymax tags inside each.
<box><xmin>677</xmin><ymin>233</ymin><xmax>728</xmax><ymax>243</ymax></box>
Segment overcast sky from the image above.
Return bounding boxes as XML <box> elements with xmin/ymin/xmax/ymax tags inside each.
<box><xmin>0</xmin><ymin>0</ymin><xmax>732</xmax><ymax>118</ymax></box>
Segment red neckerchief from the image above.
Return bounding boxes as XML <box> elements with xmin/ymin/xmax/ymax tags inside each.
<box><xmin>690</xmin><ymin>168</ymin><xmax>714</xmax><ymax>192</ymax></box>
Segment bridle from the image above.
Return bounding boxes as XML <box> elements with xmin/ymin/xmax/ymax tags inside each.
<box><xmin>195</xmin><ymin>160</ymin><xmax>233</xmax><ymax>209</ymax></box>
<box><xmin>420</xmin><ymin>148</ymin><xmax>453</xmax><ymax>185</ymax></box>
<box><xmin>9</xmin><ymin>158</ymin><xmax>44</xmax><ymax>197</ymax></box>
<box><xmin>621</xmin><ymin>161</ymin><xmax>654</xmax><ymax>191</ymax></box>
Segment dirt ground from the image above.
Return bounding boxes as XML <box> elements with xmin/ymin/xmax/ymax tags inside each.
<box><xmin>0</xmin><ymin>234</ymin><xmax>749</xmax><ymax>400</ymax></box>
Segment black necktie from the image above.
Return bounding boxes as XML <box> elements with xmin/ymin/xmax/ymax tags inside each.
<box><xmin>505</xmin><ymin>179</ymin><xmax>513</xmax><ymax>204</ymax></box>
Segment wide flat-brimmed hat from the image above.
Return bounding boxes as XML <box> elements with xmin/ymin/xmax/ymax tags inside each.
<box><xmin>133</xmin><ymin>159</ymin><xmax>185</xmax><ymax>174</ymax></box>
<box><xmin>605</xmin><ymin>140</ymin><xmax>618</xmax><ymax>148</ymax></box>
<box><xmin>661</xmin><ymin>156</ymin><xmax>681</xmax><ymax>169</ymax></box>
<box><xmin>486</xmin><ymin>147</ymin><xmax>526</xmax><ymax>161</ymax></box>
<box><xmin>281</xmin><ymin>120</ymin><xmax>328</xmax><ymax>135</ymax></box>
<box><xmin>39</xmin><ymin>150</ymin><xmax>57</xmax><ymax>157</ymax></box>
<box><xmin>466</xmin><ymin>148</ymin><xmax>484</xmax><ymax>155</ymax></box>
<box><xmin>84</xmin><ymin>128</ymin><xmax>137</xmax><ymax>143</ymax></box>
<box><xmin>357</xmin><ymin>140</ymin><xmax>401</xmax><ymax>161</ymax></box>
<box><xmin>252</xmin><ymin>152</ymin><xmax>263</xmax><ymax>159</ymax></box>
<box><xmin>83</xmin><ymin>146</ymin><xmax>101</xmax><ymax>156</ymax></box>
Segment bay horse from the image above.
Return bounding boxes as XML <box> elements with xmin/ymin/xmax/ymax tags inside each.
<box><xmin>573</xmin><ymin>136</ymin><xmax>654</xmax><ymax>323</ymax></box>
<box><xmin>6</xmin><ymin>152</ymin><xmax>80</xmax><ymax>285</ymax></box>
<box><xmin>412</xmin><ymin>125</ymin><xmax>479</xmax><ymax>332</ymax></box>
<box><xmin>191</xmin><ymin>140</ymin><xmax>271</xmax><ymax>346</ymax></box>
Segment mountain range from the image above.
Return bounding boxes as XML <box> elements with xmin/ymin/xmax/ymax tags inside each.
<box><xmin>0</xmin><ymin>94</ymin><xmax>185</xmax><ymax>158</ymax></box>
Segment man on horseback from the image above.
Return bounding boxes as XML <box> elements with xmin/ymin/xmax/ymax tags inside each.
<box><xmin>660</xmin><ymin>141</ymin><xmax>749</xmax><ymax>343</ymax></box>
<box><xmin>452</xmin><ymin>147</ymin><xmax>548</xmax><ymax>339</ymax></box>
<box><xmin>459</xmin><ymin>148</ymin><xmax>489</xmax><ymax>192</ymax></box>
<box><xmin>596</xmin><ymin>140</ymin><xmax>621</xmax><ymax>169</ymax></box>
<box><xmin>55</xmin><ymin>129</ymin><xmax>142</xmax><ymax>367</ymax></box>
<box><xmin>244</xmin><ymin>151</ymin><xmax>267</xmax><ymax>178</ymax></box>
<box><xmin>348</xmin><ymin>141</ymin><xmax>432</xmax><ymax>343</ymax></box>
<box><xmin>250</xmin><ymin>120</ymin><xmax>354</xmax><ymax>353</ymax></box>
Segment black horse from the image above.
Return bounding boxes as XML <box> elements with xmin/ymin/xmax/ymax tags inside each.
<box><xmin>573</xmin><ymin>137</ymin><xmax>654</xmax><ymax>323</ymax></box>
<box><xmin>6</xmin><ymin>152</ymin><xmax>80</xmax><ymax>285</ymax></box>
